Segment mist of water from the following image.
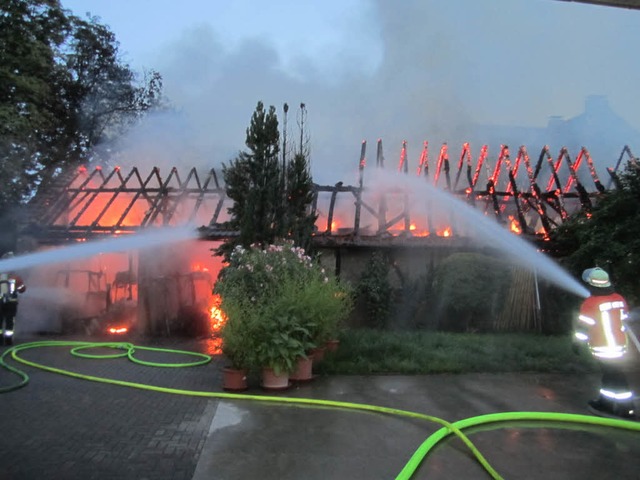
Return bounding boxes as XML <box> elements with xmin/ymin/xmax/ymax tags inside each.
<box><xmin>368</xmin><ymin>170</ymin><xmax>590</xmax><ymax>298</ymax></box>
<box><xmin>0</xmin><ymin>225</ymin><xmax>199</xmax><ymax>272</ymax></box>
<box><xmin>22</xmin><ymin>286</ymin><xmax>89</xmax><ymax>308</ymax></box>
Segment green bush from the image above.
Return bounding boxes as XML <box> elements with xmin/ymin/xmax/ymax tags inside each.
<box><xmin>432</xmin><ymin>252</ymin><xmax>511</xmax><ymax>331</ymax></box>
<box><xmin>356</xmin><ymin>250</ymin><xmax>393</xmax><ymax>328</ymax></box>
<box><xmin>215</xmin><ymin>241</ymin><xmax>353</xmax><ymax>374</ymax></box>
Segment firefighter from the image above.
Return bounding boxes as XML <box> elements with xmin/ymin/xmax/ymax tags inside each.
<box><xmin>575</xmin><ymin>267</ymin><xmax>635</xmax><ymax>419</ymax></box>
<box><xmin>0</xmin><ymin>252</ymin><xmax>26</xmax><ymax>346</ymax></box>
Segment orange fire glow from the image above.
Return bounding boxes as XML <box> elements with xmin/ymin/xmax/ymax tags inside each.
<box><xmin>408</xmin><ymin>223</ymin><xmax>430</xmax><ymax>237</ymax></box>
<box><xmin>207</xmin><ymin>294</ymin><xmax>226</xmax><ymax>355</ymax></box>
<box><xmin>437</xmin><ymin>227</ymin><xmax>452</xmax><ymax>237</ymax></box>
<box><xmin>508</xmin><ymin>216</ymin><xmax>522</xmax><ymax>234</ymax></box>
<box><xmin>63</xmin><ymin>169</ymin><xmax>148</xmax><ymax>228</ymax></box>
<box><xmin>108</xmin><ymin>327</ymin><xmax>128</xmax><ymax>334</ymax></box>
<box><xmin>209</xmin><ymin>294</ymin><xmax>227</xmax><ymax>333</ymax></box>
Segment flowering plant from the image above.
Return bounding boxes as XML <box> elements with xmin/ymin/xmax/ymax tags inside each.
<box><xmin>215</xmin><ymin>240</ymin><xmax>353</xmax><ymax>374</ymax></box>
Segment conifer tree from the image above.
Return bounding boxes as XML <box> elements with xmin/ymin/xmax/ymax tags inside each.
<box><xmin>285</xmin><ymin>152</ymin><xmax>317</xmax><ymax>252</ymax></box>
<box><xmin>217</xmin><ymin>101</ymin><xmax>317</xmax><ymax>259</ymax></box>
<box><xmin>218</xmin><ymin>101</ymin><xmax>282</xmax><ymax>258</ymax></box>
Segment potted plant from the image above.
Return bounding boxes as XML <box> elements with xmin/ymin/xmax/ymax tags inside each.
<box><xmin>293</xmin><ymin>274</ymin><xmax>353</xmax><ymax>363</ymax></box>
<box><xmin>253</xmin><ymin>302</ymin><xmax>310</xmax><ymax>388</ymax></box>
<box><xmin>266</xmin><ymin>284</ymin><xmax>319</xmax><ymax>382</ymax></box>
<box><xmin>219</xmin><ymin>300</ymin><xmax>256</xmax><ymax>391</ymax></box>
<box><xmin>214</xmin><ymin>241</ymin><xmax>353</xmax><ymax>388</ymax></box>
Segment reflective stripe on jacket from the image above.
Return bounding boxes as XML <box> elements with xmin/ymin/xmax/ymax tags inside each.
<box><xmin>579</xmin><ymin>293</ymin><xmax>629</xmax><ymax>359</ymax></box>
<box><xmin>0</xmin><ymin>272</ymin><xmax>25</xmax><ymax>303</ymax></box>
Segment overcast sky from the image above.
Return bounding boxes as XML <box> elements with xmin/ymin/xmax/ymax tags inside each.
<box><xmin>60</xmin><ymin>0</ymin><xmax>640</xmax><ymax>184</ymax></box>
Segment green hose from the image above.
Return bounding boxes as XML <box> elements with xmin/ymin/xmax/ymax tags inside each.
<box><xmin>2</xmin><ymin>340</ymin><xmax>639</xmax><ymax>479</ymax></box>
<box><xmin>395</xmin><ymin>411</ymin><xmax>640</xmax><ymax>479</ymax></box>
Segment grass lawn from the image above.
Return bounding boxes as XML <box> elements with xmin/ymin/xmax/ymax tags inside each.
<box><xmin>316</xmin><ymin>329</ymin><xmax>599</xmax><ymax>375</ymax></box>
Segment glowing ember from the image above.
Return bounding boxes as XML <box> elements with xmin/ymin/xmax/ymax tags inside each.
<box><xmin>108</xmin><ymin>327</ymin><xmax>128</xmax><ymax>334</ymax></box>
<box><xmin>203</xmin><ymin>337</ymin><xmax>223</xmax><ymax>355</ymax></box>
<box><xmin>407</xmin><ymin>222</ymin><xmax>430</xmax><ymax>237</ymax></box>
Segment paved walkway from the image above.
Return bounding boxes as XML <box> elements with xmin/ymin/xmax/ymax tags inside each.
<box><xmin>1</xmin><ymin>335</ymin><xmax>640</xmax><ymax>479</ymax></box>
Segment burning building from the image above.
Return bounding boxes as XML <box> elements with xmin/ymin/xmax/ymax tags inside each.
<box><xmin>18</xmin><ymin>166</ymin><xmax>228</xmax><ymax>338</ymax></box>
<box><xmin>16</xmin><ymin>141</ymin><xmax>635</xmax><ymax>335</ymax></box>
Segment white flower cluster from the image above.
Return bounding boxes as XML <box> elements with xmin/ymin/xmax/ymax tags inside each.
<box><xmin>228</xmin><ymin>240</ymin><xmax>328</xmax><ymax>283</ymax></box>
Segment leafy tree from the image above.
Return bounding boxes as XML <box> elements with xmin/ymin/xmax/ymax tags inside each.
<box><xmin>0</xmin><ymin>0</ymin><xmax>163</xmax><ymax>214</ymax></box>
<box><xmin>217</xmin><ymin>101</ymin><xmax>316</xmax><ymax>258</ymax></box>
<box><xmin>62</xmin><ymin>15</ymin><xmax>163</xmax><ymax>158</ymax></box>
<box><xmin>0</xmin><ymin>0</ymin><xmax>67</xmax><ymax>208</ymax></box>
<box><xmin>551</xmin><ymin>160</ymin><xmax>640</xmax><ymax>304</ymax></box>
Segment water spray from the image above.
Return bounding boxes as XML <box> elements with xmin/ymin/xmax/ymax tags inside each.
<box><xmin>367</xmin><ymin>170</ymin><xmax>590</xmax><ymax>298</ymax></box>
<box><xmin>0</xmin><ymin>226</ymin><xmax>198</xmax><ymax>272</ymax></box>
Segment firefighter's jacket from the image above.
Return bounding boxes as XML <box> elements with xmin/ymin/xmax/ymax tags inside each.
<box><xmin>0</xmin><ymin>272</ymin><xmax>26</xmax><ymax>304</ymax></box>
<box><xmin>577</xmin><ymin>292</ymin><xmax>629</xmax><ymax>360</ymax></box>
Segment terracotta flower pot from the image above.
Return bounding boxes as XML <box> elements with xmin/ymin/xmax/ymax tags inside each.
<box><xmin>310</xmin><ymin>346</ymin><xmax>326</xmax><ymax>364</ymax></box>
<box><xmin>325</xmin><ymin>339</ymin><xmax>340</xmax><ymax>353</ymax></box>
<box><xmin>222</xmin><ymin>367</ymin><xmax>248</xmax><ymax>392</ymax></box>
<box><xmin>261</xmin><ymin>367</ymin><xmax>290</xmax><ymax>390</ymax></box>
<box><xmin>290</xmin><ymin>354</ymin><xmax>315</xmax><ymax>382</ymax></box>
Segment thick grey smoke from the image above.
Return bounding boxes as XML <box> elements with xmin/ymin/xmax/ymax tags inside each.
<box><xmin>107</xmin><ymin>0</ymin><xmax>640</xmax><ymax>185</ymax></box>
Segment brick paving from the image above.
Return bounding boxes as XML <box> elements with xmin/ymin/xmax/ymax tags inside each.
<box><xmin>4</xmin><ymin>334</ymin><xmax>640</xmax><ymax>479</ymax></box>
<box><xmin>0</xmin><ymin>335</ymin><xmax>226</xmax><ymax>480</ymax></box>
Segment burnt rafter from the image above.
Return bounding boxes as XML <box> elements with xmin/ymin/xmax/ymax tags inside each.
<box><xmin>23</xmin><ymin>165</ymin><xmax>229</xmax><ymax>244</ymax></box>
<box><xmin>309</xmin><ymin>141</ymin><xmax>628</xmax><ymax>248</ymax></box>
<box><xmin>21</xmin><ymin>142</ymin><xmax>633</xmax><ymax>248</ymax></box>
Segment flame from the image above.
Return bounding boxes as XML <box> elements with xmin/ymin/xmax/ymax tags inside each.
<box><xmin>209</xmin><ymin>294</ymin><xmax>226</xmax><ymax>333</ymax></box>
<box><xmin>437</xmin><ymin>227</ymin><xmax>452</xmax><ymax>237</ymax></box>
<box><xmin>206</xmin><ymin>294</ymin><xmax>226</xmax><ymax>355</ymax></box>
<box><xmin>192</xmin><ymin>263</ymin><xmax>210</xmax><ymax>273</ymax></box>
<box><xmin>508</xmin><ymin>216</ymin><xmax>522</xmax><ymax>234</ymax></box>
<box><xmin>108</xmin><ymin>327</ymin><xmax>128</xmax><ymax>334</ymax></box>
<box><xmin>408</xmin><ymin>223</ymin><xmax>430</xmax><ymax>237</ymax></box>
<box><xmin>203</xmin><ymin>337</ymin><xmax>223</xmax><ymax>355</ymax></box>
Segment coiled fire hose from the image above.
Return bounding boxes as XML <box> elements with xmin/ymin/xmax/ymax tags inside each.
<box><xmin>2</xmin><ymin>341</ymin><xmax>640</xmax><ymax>480</ymax></box>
